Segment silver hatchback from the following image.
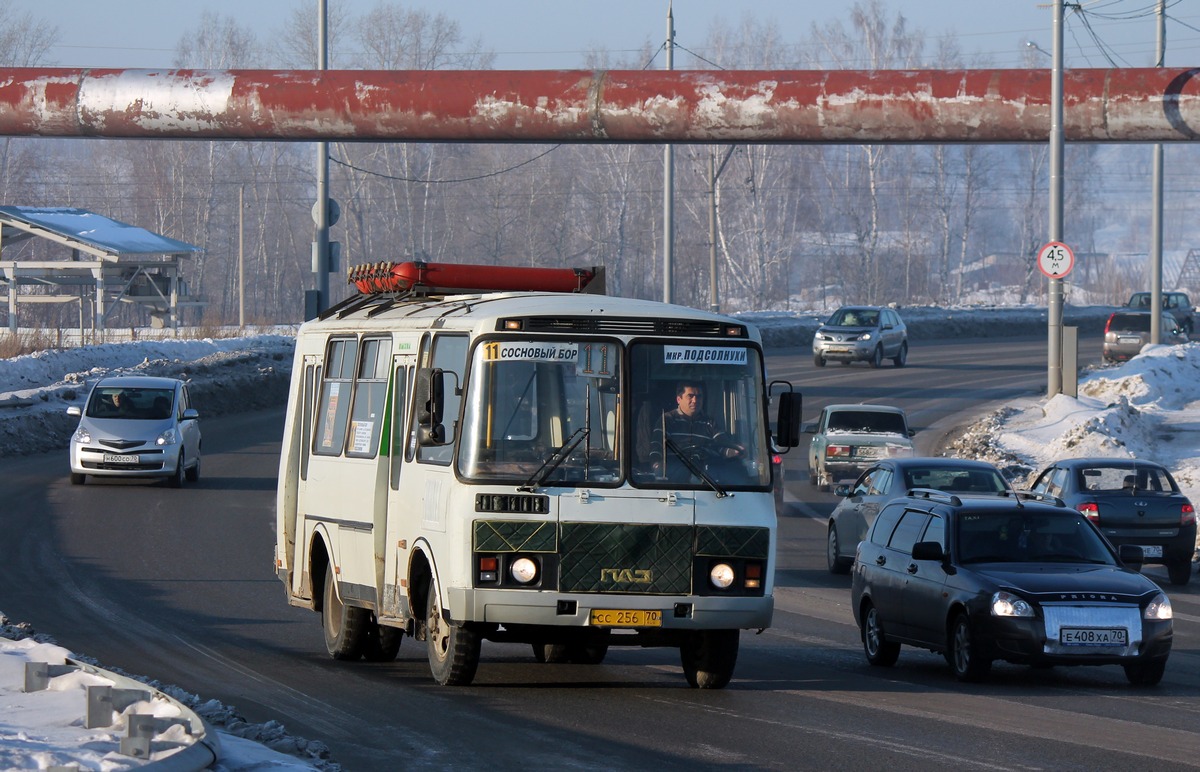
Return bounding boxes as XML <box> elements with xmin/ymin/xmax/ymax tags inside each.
<box><xmin>813</xmin><ymin>306</ymin><xmax>908</xmax><ymax>368</ymax></box>
<box><xmin>67</xmin><ymin>376</ymin><xmax>201</xmax><ymax>487</ymax></box>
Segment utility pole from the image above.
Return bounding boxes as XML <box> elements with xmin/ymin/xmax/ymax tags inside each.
<box><xmin>1150</xmin><ymin>0</ymin><xmax>1166</xmax><ymax>343</ymax></box>
<box><xmin>662</xmin><ymin>2</ymin><xmax>675</xmax><ymax>304</ymax></box>
<box><xmin>707</xmin><ymin>146</ymin><xmax>736</xmax><ymax>313</ymax></box>
<box><xmin>1047</xmin><ymin>0</ymin><xmax>1066</xmax><ymax>396</ymax></box>
<box><xmin>311</xmin><ymin>0</ymin><xmax>331</xmax><ymax>319</ymax></box>
<box><xmin>238</xmin><ymin>184</ymin><xmax>245</xmax><ymax>330</ymax></box>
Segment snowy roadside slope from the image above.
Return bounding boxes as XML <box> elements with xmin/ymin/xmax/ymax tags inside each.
<box><xmin>0</xmin><ymin>334</ymin><xmax>294</xmax><ymax>459</ymax></box>
<box><xmin>945</xmin><ymin>342</ymin><xmax>1200</xmax><ymax>516</ymax></box>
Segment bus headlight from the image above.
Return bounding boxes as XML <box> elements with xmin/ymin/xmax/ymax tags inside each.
<box><xmin>510</xmin><ymin>557</ymin><xmax>539</xmax><ymax>584</ymax></box>
<box><xmin>709</xmin><ymin>563</ymin><xmax>735</xmax><ymax>589</ymax></box>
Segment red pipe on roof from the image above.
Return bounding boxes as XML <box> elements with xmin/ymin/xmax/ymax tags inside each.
<box><xmin>1</xmin><ymin>67</ymin><xmax>1198</xmax><ymax>143</ymax></box>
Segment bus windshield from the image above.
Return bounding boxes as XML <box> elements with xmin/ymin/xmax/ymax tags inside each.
<box><xmin>629</xmin><ymin>342</ymin><xmax>770</xmax><ymax>490</ymax></box>
<box><xmin>458</xmin><ymin>339</ymin><xmax>623</xmax><ymax>485</ymax></box>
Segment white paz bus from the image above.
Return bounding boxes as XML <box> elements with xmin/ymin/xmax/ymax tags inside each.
<box><xmin>274</xmin><ymin>262</ymin><xmax>801</xmax><ymax>688</ymax></box>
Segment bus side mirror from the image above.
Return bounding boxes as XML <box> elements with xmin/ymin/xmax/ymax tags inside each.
<box><xmin>773</xmin><ymin>390</ymin><xmax>803</xmax><ymax>448</ymax></box>
<box><xmin>416</xmin><ymin>367</ymin><xmax>446</xmax><ymax>446</ymax></box>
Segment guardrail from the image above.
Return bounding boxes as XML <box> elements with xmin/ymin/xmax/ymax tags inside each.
<box><xmin>23</xmin><ymin>656</ymin><xmax>221</xmax><ymax>770</ymax></box>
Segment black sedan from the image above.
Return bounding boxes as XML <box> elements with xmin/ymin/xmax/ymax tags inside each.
<box><xmin>851</xmin><ymin>490</ymin><xmax>1174</xmax><ymax>685</ymax></box>
<box><xmin>1029</xmin><ymin>458</ymin><xmax>1196</xmax><ymax>586</ymax></box>
<box><xmin>826</xmin><ymin>457</ymin><xmax>1011</xmax><ymax>574</ymax></box>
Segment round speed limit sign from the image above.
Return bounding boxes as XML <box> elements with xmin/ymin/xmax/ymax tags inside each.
<box><xmin>1037</xmin><ymin>241</ymin><xmax>1075</xmax><ymax>279</ymax></box>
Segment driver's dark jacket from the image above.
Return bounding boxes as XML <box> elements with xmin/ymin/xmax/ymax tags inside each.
<box><xmin>641</xmin><ymin>408</ymin><xmax>734</xmax><ymax>466</ymax></box>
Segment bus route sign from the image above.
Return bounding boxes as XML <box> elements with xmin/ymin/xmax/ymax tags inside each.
<box><xmin>1037</xmin><ymin>241</ymin><xmax>1075</xmax><ymax>279</ymax></box>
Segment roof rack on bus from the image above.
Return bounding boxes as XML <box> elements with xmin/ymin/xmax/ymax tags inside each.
<box><xmin>348</xmin><ymin>261</ymin><xmax>605</xmax><ymax>298</ymax></box>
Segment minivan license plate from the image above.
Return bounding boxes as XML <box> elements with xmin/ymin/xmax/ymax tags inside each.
<box><xmin>1060</xmin><ymin>627</ymin><xmax>1126</xmax><ymax>646</ymax></box>
<box><xmin>103</xmin><ymin>453</ymin><xmax>138</xmax><ymax>464</ymax></box>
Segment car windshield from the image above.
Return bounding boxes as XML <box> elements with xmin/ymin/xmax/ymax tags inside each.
<box><xmin>828</xmin><ymin>308</ymin><xmax>878</xmax><ymax>327</ymax></box>
<box><xmin>957</xmin><ymin>511</ymin><xmax>1115</xmax><ymax>564</ymax></box>
<box><xmin>904</xmin><ymin>467</ymin><xmax>1007</xmax><ymax>494</ymax></box>
<box><xmin>85</xmin><ymin>387</ymin><xmax>174</xmax><ymax>420</ymax></box>
<box><xmin>827</xmin><ymin>410</ymin><xmax>906</xmax><ymax>435</ymax></box>
<box><xmin>1077</xmin><ymin>465</ymin><xmax>1179</xmax><ymax>494</ymax></box>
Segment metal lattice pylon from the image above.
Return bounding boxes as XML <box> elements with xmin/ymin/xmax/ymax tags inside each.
<box><xmin>1177</xmin><ymin>248</ymin><xmax>1200</xmax><ymax>292</ymax></box>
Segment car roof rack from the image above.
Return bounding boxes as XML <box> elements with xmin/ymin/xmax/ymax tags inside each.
<box><xmin>1008</xmin><ymin>489</ymin><xmax>1066</xmax><ymax>508</ymax></box>
<box><xmin>906</xmin><ymin>488</ymin><xmax>962</xmax><ymax>507</ymax></box>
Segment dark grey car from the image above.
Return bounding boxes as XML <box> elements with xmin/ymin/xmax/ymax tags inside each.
<box><xmin>827</xmin><ymin>457</ymin><xmax>1012</xmax><ymax>574</ymax></box>
<box><xmin>1029</xmin><ymin>458</ymin><xmax>1196</xmax><ymax>585</ymax></box>
<box><xmin>812</xmin><ymin>306</ymin><xmax>908</xmax><ymax>368</ymax></box>
<box><xmin>1126</xmin><ymin>291</ymin><xmax>1194</xmax><ymax>334</ymax></box>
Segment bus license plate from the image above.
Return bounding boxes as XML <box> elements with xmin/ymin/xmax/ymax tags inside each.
<box><xmin>590</xmin><ymin>609</ymin><xmax>662</xmax><ymax>628</ymax></box>
<box><xmin>1060</xmin><ymin>627</ymin><xmax>1127</xmax><ymax>646</ymax></box>
<box><xmin>103</xmin><ymin>453</ymin><xmax>139</xmax><ymax>464</ymax></box>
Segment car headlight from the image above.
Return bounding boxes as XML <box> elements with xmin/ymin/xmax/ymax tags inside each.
<box><xmin>991</xmin><ymin>590</ymin><xmax>1034</xmax><ymax>617</ymax></box>
<box><xmin>858</xmin><ymin>332</ymin><xmax>873</xmax><ymax>341</ymax></box>
<box><xmin>510</xmin><ymin>557</ymin><xmax>539</xmax><ymax>584</ymax></box>
<box><xmin>709</xmin><ymin>563</ymin><xmax>735</xmax><ymax>589</ymax></box>
<box><xmin>1144</xmin><ymin>593</ymin><xmax>1172</xmax><ymax>620</ymax></box>
<box><xmin>73</xmin><ymin>427</ymin><xmax>91</xmax><ymax>444</ymax></box>
<box><xmin>815</xmin><ymin>333</ymin><xmax>830</xmax><ymax>341</ymax></box>
<box><xmin>156</xmin><ymin>428</ymin><xmax>179</xmax><ymax>446</ymax></box>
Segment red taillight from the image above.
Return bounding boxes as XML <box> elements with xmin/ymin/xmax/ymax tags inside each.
<box><xmin>826</xmin><ymin>445</ymin><xmax>851</xmax><ymax>458</ymax></box>
<box><xmin>1183</xmin><ymin>502</ymin><xmax>1195</xmax><ymax>526</ymax></box>
<box><xmin>1077</xmin><ymin>502</ymin><xmax>1100</xmax><ymax>523</ymax></box>
<box><xmin>1104</xmin><ymin>314</ymin><xmax>1115</xmax><ymax>334</ymax></box>
<box><xmin>771</xmin><ymin>453</ymin><xmax>783</xmax><ymax>465</ymax></box>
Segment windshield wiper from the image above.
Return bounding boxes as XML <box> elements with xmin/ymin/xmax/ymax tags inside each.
<box><xmin>518</xmin><ymin>427</ymin><xmax>589</xmax><ymax>492</ymax></box>
<box><xmin>664</xmin><ymin>436</ymin><xmax>729</xmax><ymax>499</ymax></box>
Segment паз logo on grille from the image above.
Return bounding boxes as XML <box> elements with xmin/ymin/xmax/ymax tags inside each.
<box><xmin>601</xmin><ymin>568</ymin><xmax>653</xmax><ymax>583</ymax></box>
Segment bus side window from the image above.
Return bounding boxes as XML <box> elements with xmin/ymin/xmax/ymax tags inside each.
<box><xmin>314</xmin><ymin>338</ymin><xmax>359</xmax><ymax>456</ymax></box>
<box><xmin>345</xmin><ymin>337</ymin><xmax>392</xmax><ymax>458</ymax></box>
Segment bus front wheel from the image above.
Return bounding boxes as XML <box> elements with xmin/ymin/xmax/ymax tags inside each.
<box><xmin>426</xmin><ymin>590</ymin><xmax>480</xmax><ymax>686</ymax></box>
<box><xmin>680</xmin><ymin>629</ymin><xmax>739</xmax><ymax>689</ymax></box>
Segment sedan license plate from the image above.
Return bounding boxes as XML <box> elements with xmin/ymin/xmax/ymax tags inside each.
<box><xmin>1138</xmin><ymin>545</ymin><xmax>1163</xmax><ymax>558</ymax></box>
<box><xmin>1060</xmin><ymin>627</ymin><xmax>1127</xmax><ymax>646</ymax></box>
<box><xmin>590</xmin><ymin>609</ymin><xmax>662</xmax><ymax>628</ymax></box>
<box><xmin>103</xmin><ymin>453</ymin><xmax>139</xmax><ymax>464</ymax></box>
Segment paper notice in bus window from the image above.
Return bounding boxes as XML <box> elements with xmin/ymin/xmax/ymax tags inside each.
<box><xmin>321</xmin><ymin>382</ymin><xmax>340</xmax><ymax>449</ymax></box>
<box><xmin>662</xmin><ymin>346</ymin><xmax>747</xmax><ymax>366</ymax></box>
<box><xmin>351</xmin><ymin>420</ymin><xmax>374</xmax><ymax>453</ymax></box>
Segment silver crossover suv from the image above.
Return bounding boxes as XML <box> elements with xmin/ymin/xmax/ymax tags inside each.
<box><xmin>1102</xmin><ymin>310</ymin><xmax>1186</xmax><ymax>363</ymax></box>
<box><xmin>67</xmin><ymin>376</ymin><xmax>201</xmax><ymax>487</ymax></box>
<box><xmin>812</xmin><ymin>306</ymin><xmax>908</xmax><ymax>368</ymax></box>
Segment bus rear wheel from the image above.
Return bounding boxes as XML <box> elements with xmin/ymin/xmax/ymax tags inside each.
<box><xmin>322</xmin><ymin>563</ymin><xmax>368</xmax><ymax>660</ymax></box>
<box><xmin>680</xmin><ymin>629</ymin><xmax>739</xmax><ymax>689</ymax></box>
<box><xmin>427</xmin><ymin>589</ymin><xmax>480</xmax><ymax>685</ymax></box>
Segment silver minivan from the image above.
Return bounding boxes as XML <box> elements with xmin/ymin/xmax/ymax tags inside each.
<box><xmin>67</xmin><ymin>376</ymin><xmax>201</xmax><ymax>487</ymax></box>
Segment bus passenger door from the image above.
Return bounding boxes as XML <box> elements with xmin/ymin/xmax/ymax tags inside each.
<box><xmin>382</xmin><ymin>355</ymin><xmax>417</xmax><ymax>620</ymax></box>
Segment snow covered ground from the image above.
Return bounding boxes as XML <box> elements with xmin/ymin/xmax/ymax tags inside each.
<box><xmin>0</xmin><ymin>303</ymin><xmax>1197</xmax><ymax>769</ymax></box>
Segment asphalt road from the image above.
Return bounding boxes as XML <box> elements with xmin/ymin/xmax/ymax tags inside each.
<box><xmin>2</xmin><ymin>337</ymin><xmax>1198</xmax><ymax>770</ymax></box>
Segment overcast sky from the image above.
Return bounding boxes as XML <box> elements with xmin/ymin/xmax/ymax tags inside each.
<box><xmin>27</xmin><ymin>0</ymin><xmax>1200</xmax><ymax>70</ymax></box>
